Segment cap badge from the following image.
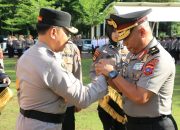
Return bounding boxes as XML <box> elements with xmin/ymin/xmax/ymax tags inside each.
<box><xmin>37</xmin><ymin>16</ymin><xmax>43</xmax><ymax>22</ymax></box>
<box><xmin>107</xmin><ymin>19</ymin><xmax>117</xmax><ymax>29</ymax></box>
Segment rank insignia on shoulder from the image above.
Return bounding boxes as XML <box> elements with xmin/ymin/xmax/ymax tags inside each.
<box><xmin>148</xmin><ymin>46</ymin><xmax>159</xmax><ymax>55</ymax></box>
<box><xmin>93</xmin><ymin>50</ymin><xmax>101</xmax><ymax>62</ymax></box>
<box><xmin>143</xmin><ymin>59</ymin><xmax>159</xmax><ymax>76</ymax></box>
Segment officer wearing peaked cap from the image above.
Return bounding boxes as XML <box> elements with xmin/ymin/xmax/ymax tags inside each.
<box><xmin>90</xmin><ymin>16</ymin><xmax>128</xmax><ymax>130</ymax></box>
<box><xmin>95</xmin><ymin>9</ymin><xmax>178</xmax><ymax>130</ymax></box>
<box><xmin>16</xmin><ymin>8</ymin><xmax>108</xmax><ymax>130</ymax></box>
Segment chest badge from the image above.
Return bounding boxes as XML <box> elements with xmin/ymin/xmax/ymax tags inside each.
<box><xmin>143</xmin><ymin>59</ymin><xmax>159</xmax><ymax>76</ymax></box>
<box><xmin>133</xmin><ymin>63</ymin><xmax>144</xmax><ymax>70</ymax></box>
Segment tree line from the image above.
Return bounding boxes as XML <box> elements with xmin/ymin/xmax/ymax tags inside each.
<box><xmin>0</xmin><ymin>0</ymin><xmax>179</xmax><ymax>39</ymax></box>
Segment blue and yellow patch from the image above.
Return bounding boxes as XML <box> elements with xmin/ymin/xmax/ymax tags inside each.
<box><xmin>143</xmin><ymin>59</ymin><xmax>159</xmax><ymax>76</ymax></box>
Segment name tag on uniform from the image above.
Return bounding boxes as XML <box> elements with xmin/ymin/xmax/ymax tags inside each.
<box><xmin>133</xmin><ymin>63</ymin><xmax>144</xmax><ymax>70</ymax></box>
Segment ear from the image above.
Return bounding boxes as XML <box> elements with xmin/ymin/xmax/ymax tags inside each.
<box><xmin>50</xmin><ymin>28</ymin><xmax>57</xmax><ymax>40</ymax></box>
<box><xmin>139</xmin><ymin>27</ymin><xmax>146</xmax><ymax>38</ymax></box>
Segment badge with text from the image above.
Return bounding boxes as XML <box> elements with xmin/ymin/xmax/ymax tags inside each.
<box><xmin>133</xmin><ymin>62</ymin><xmax>144</xmax><ymax>70</ymax></box>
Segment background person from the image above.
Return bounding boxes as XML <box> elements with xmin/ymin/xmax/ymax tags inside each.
<box><xmin>0</xmin><ymin>48</ymin><xmax>12</xmax><ymax>113</ymax></box>
<box><xmin>6</xmin><ymin>35</ymin><xmax>14</xmax><ymax>58</ymax></box>
<box><xmin>25</xmin><ymin>34</ymin><xmax>34</xmax><ymax>50</ymax></box>
<box><xmin>16</xmin><ymin>35</ymin><xmax>25</xmax><ymax>58</ymax></box>
<box><xmin>61</xmin><ymin>40</ymin><xmax>82</xmax><ymax>130</ymax></box>
<box><xmin>95</xmin><ymin>9</ymin><xmax>178</xmax><ymax>130</ymax></box>
<box><xmin>90</xmin><ymin>18</ymin><xmax>128</xmax><ymax>130</ymax></box>
<box><xmin>75</xmin><ymin>35</ymin><xmax>83</xmax><ymax>55</ymax></box>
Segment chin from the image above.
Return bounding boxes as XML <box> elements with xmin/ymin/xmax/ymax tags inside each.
<box><xmin>53</xmin><ymin>48</ymin><xmax>62</xmax><ymax>52</ymax></box>
<box><xmin>57</xmin><ymin>48</ymin><xmax>63</xmax><ymax>52</ymax></box>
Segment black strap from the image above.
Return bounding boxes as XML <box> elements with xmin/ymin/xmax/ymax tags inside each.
<box><xmin>127</xmin><ymin>115</ymin><xmax>172</xmax><ymax>124</ymax></box>
<box><xmin>20</xmin><ymin>108</ymin><xmax>65</xmax><ymax>124</ymax></box>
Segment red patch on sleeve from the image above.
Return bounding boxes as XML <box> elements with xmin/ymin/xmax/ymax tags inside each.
<box><xmin>143</xmin><ymin>59</ymin><xmax>159</xmax><ymax>76</ymax></box>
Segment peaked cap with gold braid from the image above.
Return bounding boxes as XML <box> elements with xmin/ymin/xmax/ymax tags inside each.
<box><xmin>107</xmin><ymin>9</ymin><xmax>152</xmax><ymax>41</ymax></box>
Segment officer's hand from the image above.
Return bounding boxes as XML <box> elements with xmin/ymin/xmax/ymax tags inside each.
<box><xmin>3</xmin><ymin>77</ymin><xmax>11</xmax><ymax>85</ymax></box>
<box><xmin>95</xmin><ymin>59</ymin><xmax>114</xmax><ymax>76</ymax></box>
<box><xmin>105</xmin><ymin>58</ymin><xmax>116</xmax><ymax>66</ymax></box>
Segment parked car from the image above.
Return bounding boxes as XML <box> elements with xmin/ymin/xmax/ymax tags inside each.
<box><xmin>82</xmin><ymin>39</ymin><xmax>92</xmax><ymax>52</ymax></box>
<box><xmin>0</xmin><ymin>38</ymin><xmax>19</xmax><ymax>55</ymax></box>
<box><xmin>0</xmin><ymin>38</ymin><xmax>7</xmax><ymax>52</ymax></box>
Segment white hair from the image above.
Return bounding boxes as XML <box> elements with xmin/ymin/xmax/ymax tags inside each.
<box><xmin>137</xmin><ymin>20</ymin><xmax>152</xmax><ymax>32</ymax></box>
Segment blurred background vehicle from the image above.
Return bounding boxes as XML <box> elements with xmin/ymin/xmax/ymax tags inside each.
<box><xmin>82</xmin><ymin>39</ymin><xmax>92</xmax><ymax>53</ymax></box>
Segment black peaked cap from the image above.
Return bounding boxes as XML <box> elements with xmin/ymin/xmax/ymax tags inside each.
<box><xmin>110</xmin><ymin>9</ymin><xmax>152</xmax><ymax>26</ymax></box>
<box><xmin>105</xmin><ymin>9</ymin><xmax>152</xmax><ymax>41</ymax></box>
<box><xmin>38</xmin><ymin>8</ymin><xmax>78</xmax><ymax>34</ymax></box>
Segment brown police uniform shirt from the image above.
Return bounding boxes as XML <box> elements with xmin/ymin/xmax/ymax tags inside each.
<box><xmin>61</xmin><ymin>41</ymin><xmax>82</xmax><ymax>107</ymax></box>
<box><xmin>16</xmin><ymin>41</ymin><xmax>108</xmax><ymax>130</ymax></box>
<box><xmin>61</xmin><ymin>41</ymin><xmax>82</xmax><ymax>82</ymax></box>
<box><xmin>122</xmin><ymin>38</ymin><xmax>175</xmax><ymax>117</ymax></box>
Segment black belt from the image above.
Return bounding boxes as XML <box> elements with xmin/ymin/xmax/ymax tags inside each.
<box><xmin>20</xmin><ymin>108</ymin><xmax>65</xmax><ymax>124</ymax></box>
<box><xmin>127</xmin><ymin>115</ymin><xmax>171</xmax><ymax>124</ymax></box>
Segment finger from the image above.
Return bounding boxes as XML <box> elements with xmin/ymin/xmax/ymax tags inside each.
<box><xmin>99</xmin><ymin>59</ymin><xmax>105</xmax><ymax>64</ymax></box>
<box><xmin>7</xmin><ymin>78</ymin><xmax>11</xmax><ymax>85</ymax></box>
<box><xmin>95</xmin><ymin>63</ymin><xmax>102</xmax><ymax>68</ymax></box>
<box><xmin>95</xmin><ymin>67</ymin><xmax>102</xmax><ymax>75</ymax></box>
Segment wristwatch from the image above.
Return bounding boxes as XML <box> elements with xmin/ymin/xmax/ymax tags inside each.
<box><xmin>108</xmin><ymin>70</ymin><xmax>119</xmax><ymax>79</ymax></box>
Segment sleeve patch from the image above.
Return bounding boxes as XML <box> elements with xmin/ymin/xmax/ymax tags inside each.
<box><xmin>93</xmin><ymin>50</ymin><xmax>101</xmax><ymax>62</ymax></box>
<box><xmin>143</xmin><ymin>59</ymin><xmax>159</xmax><ymax>76</ymax></box>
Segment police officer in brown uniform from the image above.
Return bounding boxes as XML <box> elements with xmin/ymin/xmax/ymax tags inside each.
<box><xmin>16</xmin><ymin>8</ymin><xmax>108</xmax><ymax>130</ymax></box>
<box><xmin>95</xmin><ymin>9</ymin><xmax>178</xmax><ymax>130</ymax></box>
<box><xmin>61</xmin><ymin>40</ymin><xmax>82</xmax><ymax>130</ymax></box>
<box><xmin>90</xmin><ymin>18</ymin><xmax>127</xmax><ymax>130</ymax></box>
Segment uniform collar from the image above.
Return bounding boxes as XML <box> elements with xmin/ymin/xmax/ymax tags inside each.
<box><xmin>129</xmin><ymin>37</ymin><xmax>159</xmax><ymax>60</ymax></box>
<box><xmin>36</xmin><ymin>41</ymin><xmax>61</xmax><ymax>59</ymax></box>
<box><xmin>145</xmin><ymin>37</ymin><xmax>159</xmax><ymax>49</ymax></box>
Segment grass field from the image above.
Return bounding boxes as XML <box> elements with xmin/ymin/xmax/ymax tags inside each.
<box><xmin>0</xmin><ymin>57</ymin><xmax>179</xmax><ymax>130</ymax></box>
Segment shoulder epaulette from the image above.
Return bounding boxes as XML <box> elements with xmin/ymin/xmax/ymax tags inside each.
<box><xmin>148</xmin><ymin>46</ymin><xmax>159</xmax><ymax>56</ymax></box>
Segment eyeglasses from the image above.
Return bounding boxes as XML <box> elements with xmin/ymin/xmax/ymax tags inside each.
<box><xmin>62</xmin><ymin>28</ymin><xmax>71</xmax><ymax>39</ymax></box>
<box><xmin>53</xmin><ymin>26</ymin><xmax>71</xmax><ymax>39</ymax></box>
